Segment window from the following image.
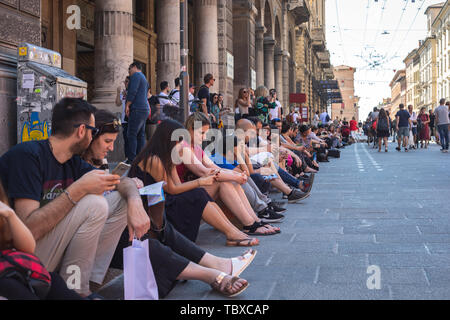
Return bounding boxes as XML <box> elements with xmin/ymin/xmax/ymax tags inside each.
<box><xmin>133</xmin><ymin>0</ymin><xmax>147</xmax><ymax>28</ymax></box>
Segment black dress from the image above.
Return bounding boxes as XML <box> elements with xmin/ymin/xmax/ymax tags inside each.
<box><xmin>132</xmin><ymin>165</ymin><xmax>213</xmax><ymax>242</ymax></box>
<box><xmin>110</xmin><ymin>165</ymin><xmax>209</xmax><ymax>298</ymax></box>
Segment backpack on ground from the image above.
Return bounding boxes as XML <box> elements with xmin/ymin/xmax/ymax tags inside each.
<box><xmin>328</xmin><ymin>149</ymin><xmax>341</xmax><ymax>158</ymax></box>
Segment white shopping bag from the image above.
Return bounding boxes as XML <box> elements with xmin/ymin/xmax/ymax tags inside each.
<box><xmin>123</xmin><ymin>239</ymin><xmax>159</xmax><ymax>300</ymax></box>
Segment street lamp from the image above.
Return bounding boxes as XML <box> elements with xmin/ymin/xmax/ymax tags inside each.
<box><xmin>180</xmin><ymin>0</ymin><xmax>189</xmax><ymax>123</ymax></box>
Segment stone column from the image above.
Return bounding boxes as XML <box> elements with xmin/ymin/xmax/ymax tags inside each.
<box><xmin>264</xmin><ymin>38</ymin><xmax>275</xmax><ymax>90</ymax></box>
<box><xmin>92</xmin><ymin>0</ymin><xmax>133</xmax><ymax>112</ymax></box>
<box><xmin>156</xmin><ymin>0</ymin><xmax>180</xmax><ymax>88</ymax></box>
<box><xmin>195</xmin><ymin>0</ymin><xmax>219</xmax><ymax>92</ymax></box>
<box><xmin>232</xmin><ymin>1</ymin><xmax>257</xmax><ymax>97</ymax></box>
<box><xmin>274</xmin><ymin>47</ymin><xmax>283</xmax><ymax>103</ymax></box>
<box><xmin>255</xmin><ymin>24</ymin><xmax>266</xmax><ymax>87</ymax></box>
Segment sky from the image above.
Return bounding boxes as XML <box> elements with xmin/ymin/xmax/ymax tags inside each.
<box><xmin>325</xmin><ymin>0</ymin><xmax>441</xmax><ymax>120</ymax></box>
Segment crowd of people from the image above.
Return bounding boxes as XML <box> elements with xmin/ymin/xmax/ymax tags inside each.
<box><xmin>362</xmin><ymin>101</ymin><xmax>450</xmax><ymax>153</ymax></box>
<box><xmin>0</xmin><ymin>62</ymin><xmax>350</xmax><ymax>300</ymax></box>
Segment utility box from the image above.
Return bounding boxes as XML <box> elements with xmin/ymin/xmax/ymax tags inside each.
<box><xmin>16</xmin><ymin>43</ymin><xmax>87</xmax><ymax>143</ymax></box>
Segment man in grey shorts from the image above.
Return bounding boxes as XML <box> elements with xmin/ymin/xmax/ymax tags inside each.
<box><xmin>395</xmin><ymin>104</ymin><xmax>412</xmax><ymax>152</ymax></box>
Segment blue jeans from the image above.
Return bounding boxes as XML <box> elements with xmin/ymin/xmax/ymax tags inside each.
<box><xmin>127</xmin><ymin>109</ymin><xmax>150</xmax><ymax>161</ymax></box>
<box><xmin>437</xmin><ymin>124</ymin><xmax>449</xmax><ymax>150</ymax></box>
<box><xmin>276</xmin><ymin>166</ymin><xmax>299</xmax><ymax>189</ymax></box>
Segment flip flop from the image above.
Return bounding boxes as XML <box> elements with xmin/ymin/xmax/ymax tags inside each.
<box><xmin>231</xmin><ymin>249</ymin><xmax>257</xmax><ymax>277</ymax></box>
<box><xmin>243</xmin><ymin>222</ymin><xmax>278</xmax><ymax>236</ymax></box>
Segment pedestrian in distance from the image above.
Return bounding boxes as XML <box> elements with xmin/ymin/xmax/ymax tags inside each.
<box><xmin>417</xmin><ymin>107</ymin><xmax>430</xmax><ymax>149</ymax></box>
<box><xmin>376</xmin><ymin>108</ymin><xmax>390</xmax><ymax>152</ymax></box>
<box><xmin>395</xmin><ymin>104</ymin><xmax>412</xmax><ymax>152</ymax></box>
<box><xmin>435</xmin><ymin>98</ymin><xmax>450</xmax><ymax>153</ymax></box>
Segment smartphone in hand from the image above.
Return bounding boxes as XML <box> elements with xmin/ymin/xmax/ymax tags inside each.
<box><xmin>111</xmin><ymin>162</ymin><xmax>131</xmax><ymax>177</ymax></box>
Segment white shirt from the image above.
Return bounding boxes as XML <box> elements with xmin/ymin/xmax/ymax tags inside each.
<box><xmin>409</xmin><ymin>111</ymin><xmax>417</xmax><ymax>128</ymax></box>
<box><xmin>320</xmin><ymin>112</ymin><xmax>329</xmax><ymax>124</ymax></box>
<box><xmin>270</xmin><ymin>100</ymin><xmax>282</xmax><ymax>120</ymax></box>
<box><xmin>292</xmin><ymin>112</ymin><xmax>299</xmax><ymax>123</ymax></box>
<box><xmin>158</xmin><ymin>92</ymin><xmax>176</xmax><ymax>107</ymax></box>
<box><xmin>171</xmin><ymin>90</ymin><xmax>180</xmax><ymax>105</ymax></box>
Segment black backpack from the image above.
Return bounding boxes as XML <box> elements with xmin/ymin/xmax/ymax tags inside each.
<box><xmin>377</xmin><ymin>118</ymin><xmax>389</xmax><ymax>131</ymax></box>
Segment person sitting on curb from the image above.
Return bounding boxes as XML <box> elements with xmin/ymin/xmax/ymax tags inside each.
<box><xmin>0</xmin><ymin>98</ymin><xmax>150</xmax><ymax>299</ymax></box>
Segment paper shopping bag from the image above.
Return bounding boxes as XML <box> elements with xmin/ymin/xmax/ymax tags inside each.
<box><xmin>123</xmin><ymin>239</ymin><xmax>159</xmax><ymax>300</ymax></box>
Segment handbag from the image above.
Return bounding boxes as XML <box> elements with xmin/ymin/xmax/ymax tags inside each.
<box><xmin>0</xmin><ymin>249</ymin><xmax>52</xmax><ymax>299</ymax></box>
<box><xmin>123</xmin><ymin>239</ymin><xmax>159</xmax><ymax>300</ymax></box>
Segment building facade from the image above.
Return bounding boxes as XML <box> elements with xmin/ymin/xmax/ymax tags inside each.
<box><xmin>389</xmin><ymin>69</ymin><xmax>406</xmax><ymax>116</ymax></box>
<box><xmin>294</xmin><ymin>0</ymin><xmax>333</xmax><ymax>120</ymax></box>
<box><xmin>0</xmin><ymin>0</ymin><xmax>331</xmax><ymax>155</ymax></box>
<box><xmin>331</xmin><ymin>65</ymin><xmax>359</xmax><ymax>122</ymax></box>
<box><xmin>432</xmin><ymin>1</ymin><xmax>450</xmax><ymax>102</ymax></box>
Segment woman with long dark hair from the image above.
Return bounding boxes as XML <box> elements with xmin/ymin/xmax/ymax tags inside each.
<box><xmin>129</xmin><ymin>119</ymin><xmax>258</xmax><ymax>246</ymax></box>
<box><xmin>376</xmin><ymin>108</ymin><xmax>390</xmax><ymax>152</ymax></box>
<box><xmin>83</xmin><ymin>114</ymin><xmax>256</xmax><ymax>298</ymax></box>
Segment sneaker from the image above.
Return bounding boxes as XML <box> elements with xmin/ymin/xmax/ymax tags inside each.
<box><xmin>258</xmin><ymin>208</ymin><xmax>285</xmax><ymax>223</ymax></box>
<box><xmin>287</xmin><ymin>189</ymin><xmax>310</xmax><ymax>204</ymax></box>
<box><xmin>268</xmin><ymin>202</ymin><xmax>287</xmax><ymax>213</ymax></box>
<box><xmin>271</xmin><ymin>200</ymin><xmax>287</xmax><ymax>208</ymax></box>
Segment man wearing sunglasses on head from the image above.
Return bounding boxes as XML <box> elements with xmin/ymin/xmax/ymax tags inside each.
<box><xmin>0</xmin><ymin>98</ymin><xmax>150</xmax><ymax>299</ymax></box>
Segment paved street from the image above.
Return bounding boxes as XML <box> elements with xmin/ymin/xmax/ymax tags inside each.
<box><xmin>101</xmin><ymin>141</ymin><xmax>450</xmax><ymax>300</ymax></box>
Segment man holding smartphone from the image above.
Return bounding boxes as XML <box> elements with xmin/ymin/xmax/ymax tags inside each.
<box><xmin>0</xmin><ymin>98</ymin><xmax>150</xmax><ymax>298</ymax></box>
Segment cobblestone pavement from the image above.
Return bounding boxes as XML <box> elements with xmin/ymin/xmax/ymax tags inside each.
<box><xmin>101</xmin><ymin>141</ymin><xmax>450</xmax><ymax>300</ymax></box>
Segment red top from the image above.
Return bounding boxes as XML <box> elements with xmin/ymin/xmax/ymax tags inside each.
<box><xmin>350</xmin><ymin>120</ymin><xmax>358</xmax><ymax>131</ymax></box>
<box><xmin>176</xmin><ymin>141</ymin><xmax>205</xmax><ymax>182</ymax></box>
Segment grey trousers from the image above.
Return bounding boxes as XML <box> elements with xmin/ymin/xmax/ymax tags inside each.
<box><xmin>35</xmin><ymin>191</ymin><xmax>128</xmax><ymax>295</ymax></box>
<box><xmin>241</xmin><ymin>177</ymin><xmax>271</xmax><ymax>214</ymax></box>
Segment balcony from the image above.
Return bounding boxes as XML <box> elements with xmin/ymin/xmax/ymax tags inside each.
<box><xmin>324</xmin><ymin>67</ymin><xmax>334</xmax><ymax>80</ymax></box>
<box><xmin>311</xmin><ymin>27</ymin><xmax>326</xmax><ymax>52</ymax></box>
<box><xmin>287</xmin><ymin>0</ymin><xmax>310</xmax><ymax>25</ymax></box>
<box><xmin>318</xmin><ymin>50</ymin><xmax>331</xmax><ymax>68</ymax></box>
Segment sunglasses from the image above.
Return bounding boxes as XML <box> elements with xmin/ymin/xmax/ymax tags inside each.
<box><xmin>74</xmin><ymin>124</ymin><xmax>100</xmax><ymax>137</ymax></box>
<box><xmin>98</xmin><ymin>119</ymin><xmax>122</xmax><ymax>136</ymax></box>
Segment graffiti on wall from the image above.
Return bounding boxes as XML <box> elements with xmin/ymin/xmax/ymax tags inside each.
<box><xmin>21</xmin><ymin>112</ymin><xmax>50</xmax><ymax>143</ymax></box>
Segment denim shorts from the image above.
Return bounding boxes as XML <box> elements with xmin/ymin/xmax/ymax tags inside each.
<box><xmin>397</xmin><ymin>127</ymin><xmax>409</xmax><ymax>138</ymax></box>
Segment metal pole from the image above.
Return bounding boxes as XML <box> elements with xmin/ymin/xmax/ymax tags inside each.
<box><xmin>180</xmin><ymin>0</ymin><xmax>189</xmax><ymax>123</ymax></box>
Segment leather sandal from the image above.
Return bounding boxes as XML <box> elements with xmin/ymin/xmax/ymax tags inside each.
<box><xmin>226</xmin><ymin>238</ymin><xmax>259</xmax><ymax>247</ymax></box>
<box><xmin>210</xmin><ymin>272</ymin><xmax>249</xmax><ymax>297</ymax></box>
<box><xmin>231</xmin><ymin>249</ymin><xmax>257</xmax><ymax>277</ymax></box>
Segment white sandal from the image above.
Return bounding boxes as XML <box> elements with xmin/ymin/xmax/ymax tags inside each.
<box><xmin>231</xmin><ymin>249</ymin><xmax>257</xmax><ymax>277</ymax></box>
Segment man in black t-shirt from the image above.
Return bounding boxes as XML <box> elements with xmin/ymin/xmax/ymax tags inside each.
<box><xmin>0</xmin><ymin>98</ymin><xmax>149</xmax><ymax>298</ymax></box>
<box><xmin>197</xmin><ymin>73</ymin><xmax>215</xmax><ymax>115</ymax></box>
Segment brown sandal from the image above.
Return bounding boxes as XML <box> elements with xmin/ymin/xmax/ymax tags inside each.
<box><xmin>210</xmin><ymin>272</ymin><xmax>249</xmax><ymax>297</ymax></box>
<box><xmin>226</xmin><ymin>238</ymin><xmax>259</xmax><ymax>247</ymax></box>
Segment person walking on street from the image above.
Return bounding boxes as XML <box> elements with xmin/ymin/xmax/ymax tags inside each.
<box><xmin>395</xmin><ymin>104</ymin><xmax>412</xmax><ymax>152</ymax></box>
<box><xmin>392</xmin><ymin>117</ymin><xmax>397</xmax><ymax>143</ymax></box>
<box><xmin>408</xmin><ymin>105</ymin><xmax>418</xmax><ymax>149</ymax></box>
<box><xmin>418</xmin><ymin>107</ymin><xmax>430</xmax><ymax>149</ymax></box>
<box><xmin>436</xmin><ymin>98</ymin><xmax>449</xmax><ymax>153</ymax></box>
<box><xmin>429</xmin><ymin>109</ymin><xmax>436</xmax><ymax>144</ymax></box>
<box><xmin>376</xmin><ymin>109</ymin><xmax>390</xmax><ymax>152</ymax></box>
<box><xmin>125</xmin><ymin>62</ymin><xmax>150</xmax><ymax>162</ymax></box>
